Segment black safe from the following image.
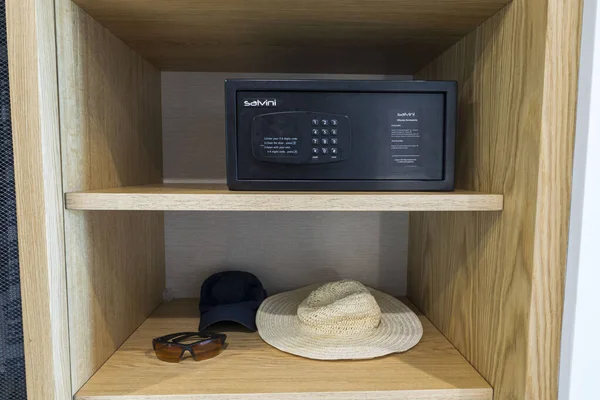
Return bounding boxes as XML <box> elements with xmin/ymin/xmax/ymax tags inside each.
<box><xmin>225</xmin><ymin>80</ymin><xmax>456</xmax><ymax>191</ymax></box>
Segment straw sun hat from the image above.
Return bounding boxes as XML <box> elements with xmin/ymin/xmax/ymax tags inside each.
<box><xmin>256</xmin><ymin>280</ymin><xmax>423</xmax><ymax>360</ymax></box>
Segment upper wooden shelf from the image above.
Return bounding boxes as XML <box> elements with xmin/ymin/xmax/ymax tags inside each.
<box><xmin>75</xmin><ymin>299</ymin><xmax>492</xmax><ymax>400</ymax></box>
<box><xmin>65</xmin><ymin>184</ymin><xmax>504</xmax><ymax>212</ymax></box>
<box><xmin>71</xmin><ymin>0</ymin><xmax>511</xmax><ymax>74</ymax></box>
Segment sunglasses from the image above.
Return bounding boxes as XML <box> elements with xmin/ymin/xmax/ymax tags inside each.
<box><xmin>152</xmin><ymin>332</ymin><xmax>227</xmax><ymax>363</ymax></box>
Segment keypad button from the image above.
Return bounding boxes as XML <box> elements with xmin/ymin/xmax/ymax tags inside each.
<box><xmin>312</xmin><ymin>129</ymin><xmax>319</xmax><ymax>136</ymax></box>
<box><xmin>321</xmin><ymin>148</ymin><xmax>329</xmax><ymax>154</ymax></box>
<box><xmin>330</xmin><ymin>138</ymin><xmax>338</xmax><ymax>145</ymax></box>
<box><xmin>321</xmin><ymin>129</ymin><xmax>329</xmax><ymax>136</ymax></box>
<box><xmin>311</xmin><ymin>119</ymin><xmax>319</xmax><ymax>126</ymax></box>
<box><xmin>331</xmin><ymin>119</ymin><xmax>338</xmax><ymax>126</ymax></box>
<box><xmin>321</xmin><ymin>138</ymin><xmax>329</xmax><ymax>145</ymax></box>
<box><xmin>321</xmin><ymin>119</ymin><xmax>329</xmax><ymax>126</ymax></box>
<box><xmin>312</xmin><ymin>148</ymin><xmax>319</xmax><ymax>155</ymax></box>
<box><xmin>331</xmin><ymin>129</ymin><xmax>338</xmax><ymax>136</ymax></box>
<box><xmin>311</xmin><ymin>138</ymin><xmax>319</xmax><ymax>145</ymax></box>
<box><xmin>331</xmin><ymin>148</ymin><xmax>338</xmax><ymax>155</ymax></box>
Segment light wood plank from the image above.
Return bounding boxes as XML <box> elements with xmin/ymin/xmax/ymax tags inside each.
<box><xmin>76</xmin><ymin>299</ymin><xmax>492</xmax><ymax>400</ymax></box>
<box><xmin>528</xmin><ymin>0</ymin><xmax>583</xmax><ymax>397</ymax></box>
<box><xmin>6</xmin><ymin>0</ymin><xmax>71</xmax><ymax>398</ymax></box>
<box><xmin>408</xmin><ymin>1</ymin><xmax>582</xmax><ymax>400</ymax></box>
<box><xmin>65</xmin><ymin>184</ymin><xmax>504</xmax><ymax>212</ymax></box>
<box><xmin>55</xmin><ymin>0</ymin><xmax>165</xmax><ymax>392</ymax></box>
<box><xmin>70</xmin><ymin>0</ymin><xmax>510</xmax><ymax>73</ymax></box>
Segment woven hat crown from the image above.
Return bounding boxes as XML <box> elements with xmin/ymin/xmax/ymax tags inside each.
<box><xmin>297</xmin><ymin>280</ymin><xmax>381</xmax><ymax>335</ymax></box>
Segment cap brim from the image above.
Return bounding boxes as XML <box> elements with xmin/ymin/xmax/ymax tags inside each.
<box><xmin>256</xmin><ymin>284</ymin><xmax>423</xmax><ymax>360</ymax></box>
<box><xmin>199</xmin><ymin>303</ymin><xmax>258</xmax><ymax>332</ymax></box>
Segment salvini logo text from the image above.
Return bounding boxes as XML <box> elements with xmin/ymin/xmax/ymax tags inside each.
<box><xmin>244</xmin><ymin>98</ymin><xmax>277</xmax><ymax>107</ymax></box>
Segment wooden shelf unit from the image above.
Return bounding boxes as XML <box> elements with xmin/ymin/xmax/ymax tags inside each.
<box><xmin>65</xmin><ymin>184</ymin><xmax>504</xmax><ymax>212</ymax></box>
<box><xmin>76</xmin><ymin>299</ymin><xmax>492</xmax><ymax>400</ymax></box>
<box><xmin>7</xmin><ymin>0</ymin><xmax>583</xmax><ymax>399</ymax></box>
<box><xmin>69</xmin><ymin>0</ymin><xmax>511</xmax><ymax>73</ymax></box>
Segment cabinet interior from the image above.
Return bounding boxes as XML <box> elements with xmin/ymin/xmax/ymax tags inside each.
<box><xmin>22</xmin><ymin>0</ymin><xmax>582</xmax><ymax>399</ymax></box>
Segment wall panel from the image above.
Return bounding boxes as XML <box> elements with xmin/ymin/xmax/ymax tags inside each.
<box><xmin>56</xmin><ymin>0</ymin><xmax>165</xmax><ymax>392</ymax></box>
<box><xmin>6</xmin><ymin>0</ymin><xmax>71</xmax><ymax>398</ymax></box>
<box><xmin>408</xmin><ymin>1</ymin><xmax>582</xmax><ymax>399</ymax></box>
<box><xmin>166</xmin><ymin>212</ymin><xmax>409</xmax><ymax>298</ymax></box>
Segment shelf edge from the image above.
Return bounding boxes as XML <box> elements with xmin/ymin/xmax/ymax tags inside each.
<box><xmin>76</xmin><ymin>388</ymin><xmax>493</xmax><ymax>400</ymax></box>
<box><xmin>65</xmin><ymin>192</ymin><xmax>504</xmax><ymax>212</ymax></box>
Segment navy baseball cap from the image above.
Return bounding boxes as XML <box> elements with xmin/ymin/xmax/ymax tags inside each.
<box><xmin>198</xmin><ymin>271</ymin><xmax>267</xmax><ymax>332</ymax></box>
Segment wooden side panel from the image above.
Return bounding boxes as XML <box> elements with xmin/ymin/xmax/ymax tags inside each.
<box><xmin>55</xmin><ymin>0</ymin><xmax>165</xmax><ymax>392</ymax></box>
<box><xmin>528</xmin><ymin>0</ymin><xmax>583</xmax><ymax>397</ymax></box>
<box><xmin>408</xmin><ymin>1</ymin><xmax>582</xmax><ymax>400</ymax></box>
<box><xmin>6</xmin><ymin>0</ymin><xmax>71</xmax><ymax>398</ymax></box>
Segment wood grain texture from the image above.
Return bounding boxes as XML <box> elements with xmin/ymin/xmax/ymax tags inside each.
<box><xmin>162</xmin><ymin>72</ymin><xmax>412</xmax><ymax>181</ymax></box>
<box><xmin>70</xmin><ymin>0</ymin><xmax>510</xmax><ymax>73</ymax></box>
<box><xmin>55</xmin><ymin>0</ymin><xmax>165</xmax><ymax>392</ymax></box>
<box><xmin>76</xmin><ymin>299</ymin><xmax>492</xmax><ymax>400</ymax></box>
<box><xmin>165</xmin><ymin>212</ymin><xmax>409</xmax><ymax>298</ymax></box>
<box><xmin>6</xmin><ymin>0</ymin><xmax>71</xmax><ymax>398</ymax></box>
<box><xmin>65</xmin><ymin>184</ymin><xmax>503</xmax><ymax>212</ymax></box>
<box><xmin>408</xmin><ymin>1</ymin><xmax>582</xmax><ymax>400</ymax></box>
<box><xmin>528</xmin><ymin>0</ymin><xmax>583</xmax><ymax>398</ymax></box>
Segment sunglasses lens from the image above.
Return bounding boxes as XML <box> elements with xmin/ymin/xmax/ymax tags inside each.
<box><xmin>191</xmin><ymin>339</ymin><xmax>224</xmax><ymax>361</ymax></box>
<box><xmin>153</xmin><ymin>342</ymin><xmax>183</xmax><ymax>363</ymax></box>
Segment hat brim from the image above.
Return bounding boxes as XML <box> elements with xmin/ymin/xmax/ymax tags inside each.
<box><xmin>199</xmin><ymin>303</ymin><xmax>258</xmax><ymax>332</ymax></box>
<box><xmin>256</xmin><ymin>285</ymin><xmax>423</xmax><ymax>360</ymax></box>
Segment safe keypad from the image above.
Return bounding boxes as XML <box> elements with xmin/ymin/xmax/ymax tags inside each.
<box><xmin>251</xmin><ymin>111</ymin><xmax>349</xmax><ymax>165</ymax></box>
<box><xmin>311</xmin><ymin>119</ymin><xmax>339</xmax><ymax>159</ymax></box>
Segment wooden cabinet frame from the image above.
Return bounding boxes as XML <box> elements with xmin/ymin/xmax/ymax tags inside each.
<box><xmin>6</xmin><ymin>0</ymin><xmax>583</xmax><ymax>399</ymax></box>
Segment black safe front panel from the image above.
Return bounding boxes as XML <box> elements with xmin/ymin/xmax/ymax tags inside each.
<box><xmin>226</xmin><ymin>80</ymin><xmax>456</xmax><ymax>191</ymax></box>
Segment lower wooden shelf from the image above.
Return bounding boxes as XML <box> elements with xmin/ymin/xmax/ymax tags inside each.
<box><xmin>65</xmin><ymin>184</ymin><xmax>504</xmax><ymax>212</ymax></box>
<box><xmin>76</xmin><ymin>299</ymin><xmax>492</xmax><ymax>400</ymax></box>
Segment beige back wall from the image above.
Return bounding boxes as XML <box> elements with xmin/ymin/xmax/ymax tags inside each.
<box><xmin>165</xmin><ymin>211</ymin><xmax>408</xmax><ymax>297</ymax></box>
<box><xmin>162</xmin><ymin>72</ymin><xmax>411</xmax><ymax>297</ymax></box>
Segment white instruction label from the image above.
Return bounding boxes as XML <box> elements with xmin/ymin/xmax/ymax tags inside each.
<box><xmin>389</xmin><ymin>111</ymin><xmax>421</xmax><ymax>166</ymax></box>
<box><xmin>260</xmin><ymin>136</ymin><xmax>300</xmax><ymax>157</ymax></box>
